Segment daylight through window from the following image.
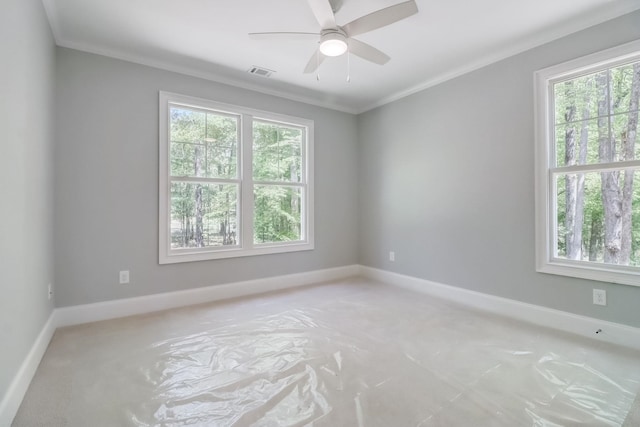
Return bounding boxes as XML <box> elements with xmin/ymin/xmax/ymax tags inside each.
<box><xmin>159</xmin><ymin>92</ymin><xmax>314</xmax><ymax>263</ymax></box>
<box><xmin>535</xmin><ymin>41</ymin><xmax>640</xmax><ymax>285</ymax></box>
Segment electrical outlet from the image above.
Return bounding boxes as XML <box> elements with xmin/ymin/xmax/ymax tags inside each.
<box><xmin>119</xmin><ymin>270</ymin><xmax>130</xmax><ymax>284</ymax></box>
<box><xmin>389</xmin><ymin>251</ymin><xmax>395</xmax><ymax>262</ymax></box>
<box><xmin>48</xmin><ymin>283</ymin><xmax>53</xmax><ymax>300</ymax></box>
<box><xmin>593</xmin><ymin>289</ymin><xmax>606</xmax><ymax>306</ymax></box>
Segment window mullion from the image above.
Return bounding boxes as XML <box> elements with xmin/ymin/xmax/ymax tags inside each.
<box><xmin>169</xmin><ymin>176</ymin><xmax>240</xmax><ymax>184</ymax></box>
<box><xmin>253</xmin><ymin>180</ymin><xmax>306</xmax><ymax>187</ymax></box>
<box><xmin>159</xmin><ymin>93</ymin><xmax>171</xmax><ymax>262</ymax></box>
<box><xmin>548</xmin><ymin>85</ymin><xmax>556</xmax><ymax>168</ymax></box>
<box><xmin>241</xmin><ymin>114</ymin><xmax>254</xmax><ymax>249</ymax></box>
<box><xmin>551</xmin><ymin>160</ymin><xmax>640</xmax><ymax>174</ymax></box>
<box><xmin>300</xmin><ymin>127</ymin><xmax>308</xmax><ymax>240</ymax></box>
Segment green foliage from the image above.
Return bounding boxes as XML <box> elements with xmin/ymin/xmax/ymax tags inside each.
<box><xmin>553</xmin><ymin>60</ymin><xmax>640</xmax><ymax>265</ymax></box>
<box><xmin>253</xmin><ymin>120</ymin><xmax>302</xmax><ymax>182</ymax></box>
<box><xmin>252</xmin><ymin>120</ymin><xmax>303</xmax><ymax>243</ymax></box>
<box><xmin>170</xmin><ymin>183</ymin><xmax>237</xmax><ymax>248</ymax></box>
<box><xmin>556</xmin><ymin>172</ymin><xmax>607</xmax><ymax>261</ymax></box>
<box><xmin>170</xmin><ymin>107</ymin><xmax>237</xmax><ymax>179</ymax></box>
<box><xmin>254</xmin><ymin>186</ymin><xmax>301</xmax><ymax>244</ymax></box>
<box><xmin>169</xmin><ymin>106</ymin><xmax>239</xmax><ymax>248</ymax></box>
<box><xmin>168</xmin><ymin>107</ymin><xmax>305</xmax><ymax>248</ymax></box>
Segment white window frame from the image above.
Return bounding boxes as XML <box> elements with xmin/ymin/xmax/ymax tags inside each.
<box><xmin>534</xmin><ymin>39</ymin><xmax>640</xmax><ymax>286</ymax></box>
<box><xmin>159</xmin><ymin>92</ymin><xmax>314</xmax><ymax>264</ymax></box>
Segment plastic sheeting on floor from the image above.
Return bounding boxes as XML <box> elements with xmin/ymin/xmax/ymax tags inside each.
<box><xmin>14</xmin><ymin>279</ymin><xmax>640</xmax><ymax>426</ymax></box>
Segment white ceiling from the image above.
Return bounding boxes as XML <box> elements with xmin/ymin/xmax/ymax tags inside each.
<box><xmin>42</xmin><ymin>0</ymin><xmax>640</xmax><ymax>113</ymax></box>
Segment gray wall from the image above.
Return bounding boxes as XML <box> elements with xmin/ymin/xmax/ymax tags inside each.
<box><xmin>0</xmin><ymin>0</ymin><xmax>56</xmax><ymax>402</ymax></box>
<box><xmin>358</xmin><ymin>11</ymin><xmax>640</xmax><ymax>328</ymax></box>
<box><xmin>54</xmin><ymin>48</ymin><xmax>359</xmax><ymax>307</ymax></box>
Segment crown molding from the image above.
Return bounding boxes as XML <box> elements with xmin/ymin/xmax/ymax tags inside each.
<box><xmin>42</xmin><ymin>0</ymin><xmax>640</xmax><ymax>116</ymax></box>
<box><xmin>357</xmin><ymin>1</ymin><xmax>640</xmax><ymax>113</ymax></box>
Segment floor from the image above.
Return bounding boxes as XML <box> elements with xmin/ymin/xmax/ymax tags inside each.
<box><xmin>13</xmin><ymin>278</ymin><xmax>640</xmax><ymax>426</ymax></box>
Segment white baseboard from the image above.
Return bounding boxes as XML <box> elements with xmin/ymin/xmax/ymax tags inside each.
<box><xmin>1</xmin><ymin>264</ymin><xmax>358</xmax><ymax>425</ymax></box>
<box><xmin>0</xmin><ymin>311</ymin><xmax>57</xmax><ymax>427</ymax></box>
<box><xmin>54</xmin><ymin>264</ymin><xmax>360</xmax><ymax>327</ymax></box>
<box><xmin>359</xmin><ymin>266</ymin><xmax>640</xmax><ymax>351</ymax></box>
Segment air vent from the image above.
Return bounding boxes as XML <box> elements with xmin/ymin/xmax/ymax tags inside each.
<box><xmin>247</xmin><ymin>66</ymin><xmax>275</xmax><ymax>78</ymax></box>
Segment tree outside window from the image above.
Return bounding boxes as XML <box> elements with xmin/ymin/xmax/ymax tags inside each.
<box><xmin>536</xmin><ymin>41</ymin><xmax>640</xmax><ymax>285</ymax></box>
<box><xmin>159</xmin><ymin>93</ymin><xmax>314</xmax><ymax>264</ymax></box>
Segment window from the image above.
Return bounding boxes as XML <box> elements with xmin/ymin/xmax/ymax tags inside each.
<box><xmin>159</xmin><ymin>92</ymin><xmax>314</xmax><ymax>264</ymax></box>
<box><xmin>535</xmin><ymin>40</ymin><xmax>640</xmax><ymax>286</ymax></box>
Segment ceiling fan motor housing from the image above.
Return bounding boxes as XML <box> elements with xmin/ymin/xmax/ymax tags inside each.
<box><xmin>319</xmin><ymin>29</ymin><xmax>348</xmax><ymax>56</ymax></box>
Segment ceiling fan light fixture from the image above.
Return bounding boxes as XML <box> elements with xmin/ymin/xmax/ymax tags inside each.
<box><xmin>319</xmin><ymin>32</ymin><xmax>348</xmax><ymax>57</ymax></box>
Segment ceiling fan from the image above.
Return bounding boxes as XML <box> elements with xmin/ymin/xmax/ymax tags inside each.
<box><xmin>249</xmin><ymin>0</ymin><xmax>419</xmax><ymax>73</ymax></box>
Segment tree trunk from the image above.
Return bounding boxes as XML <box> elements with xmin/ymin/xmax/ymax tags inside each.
<box><xmin>223</xmin><ymin>190</ymin><xmax>232</xmax><ymax>245</ymax></box>
<box><xmin>224</xmin><ymin>141</ymin><xmax>235</xmax><ymax>245</ymax></box>
<box><xmin>575</xmin><ymin>96</ymin><xmax>590</xmax><ymax>257</ymax></box>
<box><xmin>620</xmin><ymin>63</ymin><xmax>640</xmax><ymax>264</ymax></box>
<box><xmin>194</xmin><ymin>145</ymin><xmax>204</xmax><ymax>247</ymax></box>
<box><xmin>181</xmin><ymin>214</ymin><xmax>186</xmax><ymax>247</ymax></box>
<box><xmin>588</xmin><ymin>213</ymin><xmax>603</xmax><ymax>261</ymax></box>
<box><xmin>186</xmin><ymin>216</ymin><xmax>191</xmax><ymax>245</ymax></box>
<box><xmin>564</xmin><ymin>81</ymin><xmax>580</xmax><ymax>259</ymax></box>
<box><xmin>597</xmin><ymin>71</ymin><xmax>622</xmax><ymax>264</ymax></box>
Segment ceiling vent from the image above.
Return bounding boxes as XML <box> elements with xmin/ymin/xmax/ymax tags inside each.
<box><xmin>247</xmin><ymin>66</ymin><xmax>275</xmax><ymax>78</ymax></box>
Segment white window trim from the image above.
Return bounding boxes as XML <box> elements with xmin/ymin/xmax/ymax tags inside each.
<box><xmin>534</xmin><ymin>39</ymin><xmax>640</xmax><ymax>286</ymax></box>
<box><xmin>159</xmin><ymin>91</ymin><xmax>314</xmax><ymax>264</ymax></box>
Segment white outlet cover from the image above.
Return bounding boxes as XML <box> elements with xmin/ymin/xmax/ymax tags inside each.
<box><xmin>593</xmin><ymin>289</ymin><xmax>606</xmax><ymax>306</ymax></box>
<box><xmin>389</xmin><ymin>251</ymin><xmax>395</xmax><ymax>262</ymax></box>
<box><xmin>119</xmin><ymin>270</ymin><xmax>130</xmax><ymax>284</ymax></box>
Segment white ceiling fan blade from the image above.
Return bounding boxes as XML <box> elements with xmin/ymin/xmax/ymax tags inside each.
<box><xmin>342</xmin><ymin>0</ymin><xmax>418</xmax><ymax>37</ymax></box>
<box><xmin>348</xmin><ymin>38</ymin><xmax>390</xmax><ymax>65</ymax></box>
<box><xmin>303</xmin><ymin>49</ymin><xmax>326</xmax><ymax>73</ymax></box>
<box><xmin>249</xmin><ymin>32</ymin><xmax>319</xmax><ymax>41</ymax></box>
<box><xmin>307</xmin><ymin>0</ymin><xmax>336</xmax><ymax>29</ymax></box>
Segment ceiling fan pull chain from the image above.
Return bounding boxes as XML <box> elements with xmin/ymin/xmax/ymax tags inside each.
<box><xmin>347</xmin><ymin>44</ymin><xmax>351</xmax><ymax>83</ymax></box>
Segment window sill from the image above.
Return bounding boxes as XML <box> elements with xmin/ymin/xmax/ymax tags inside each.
<box><xmin>159</xmin><ymin>241</ymin><xmax>314</xmax><ymax>264</ymax></box>
<box><xmin>537</xmin><ymin>259</ymin><xmax>640</xmax><ymax>287</ymax></box>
